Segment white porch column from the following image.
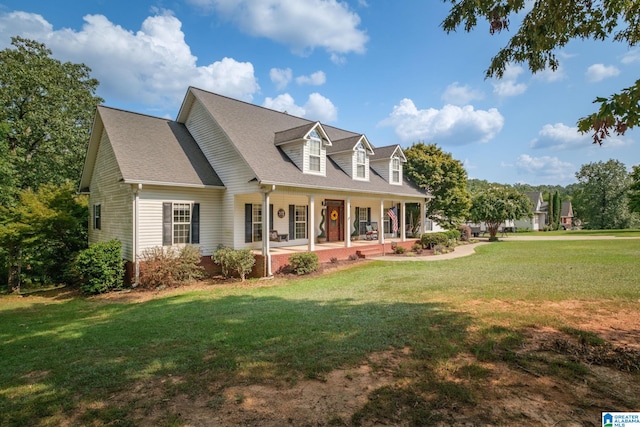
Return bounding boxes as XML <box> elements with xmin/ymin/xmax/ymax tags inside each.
<box><xmin>308</xmin><ymin>195</ymin><xmax>315</xmax><ymax>252</ymax></box>
<box><xmin>379</xmin><ymin>199</ymin><xmax>385</xmax><ymax>244</ymax></box>
<box><xmin>420</xmin><ymin>200</ymin><xmax>426</xmax><ymax>235</ymax></box>
<box><xmin>133</xmin><ymin>183</ymin><xmax>142</xmax><ymax>286</ymax></box>
<box><xmin>400</xmin><ymin>201</ymin><xmax>406</xmax><ymax>241</ymax></box>
<box><xmin>345</xmin><ymin>197</ymin><xmax>351</xmax><ymax>248</ymax></box>
<box><xmin>262</xmin><ymin>186</ymin><xmax>273</xmax><ymax>276</ymax></box>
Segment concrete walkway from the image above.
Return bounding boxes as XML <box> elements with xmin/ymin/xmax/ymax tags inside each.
<box><xmin>371</xmin><ymin>234</ymin><xmax>640</xmax><ymax>262</ymax></box>
<box><xmin>371</xmin><ymin>241</ymin><xmax>489</xmax><ymax>262</ymax></box>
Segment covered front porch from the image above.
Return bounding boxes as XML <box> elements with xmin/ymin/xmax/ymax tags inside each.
<box><xmin>253</xmin><ymin>237</ymin><xmax>419</xmax><ymax>277</ymax></box>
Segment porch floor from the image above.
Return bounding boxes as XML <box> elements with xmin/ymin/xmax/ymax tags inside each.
<box><xmin>262</xmin><ymin>238</ymin><xmax>405</xmax><ymax>256</ymax></box>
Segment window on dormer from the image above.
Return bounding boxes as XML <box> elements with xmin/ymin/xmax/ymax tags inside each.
<box><xmin>309</xmin><ymin>133</ymin><xmax>321</xmax><ymax>172</ymax></box>
<box><xmin>392</xmin><ymin>156</ymin><xmax>400</xmax><ymax>183</ymax></box>
<box><xmin>356</xmin><ymin>145</ymin><xmax>366</xmax><ymax>178</ymax></box>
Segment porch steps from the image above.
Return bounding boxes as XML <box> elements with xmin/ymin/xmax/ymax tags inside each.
<box><xmin>356</xmin><ymin>246</ymin><xmax>383</xmax><ymax>259</ymax></box>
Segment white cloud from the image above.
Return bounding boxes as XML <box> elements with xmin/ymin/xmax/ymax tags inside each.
<box><xmin>621</xmin><ymin>48</ymin><xmax>640</xmax><ymax>64</ymax></box>
<box><xmin>585</xmin><ymin>63</ymin><xmax>620</xmax><ymax>82</ymax></box>
<box><xmin>514</xmin><ymin>154</ymin><xmax>575</xmax><ymax>183</ymax></box>
<box><xmin>531</xmin><ymin>122</ymin><xmax>633</xmax><ymax>150</ymax></box>
<box><xmin>0</xmin><ymin>11</ymin><xmax>260</xmax><ymax>108</ymax></box>
<box><xmin>263</xmin><ymin>92</ymin><xmax>337</xmax><ymax>122</ymax></box>
<box><xmin>270</xmin><ymin>67</ymin><xmax>293</xmax><ymax>90</ymax></box>
<box><xmin>296</xmin><ymin>71</ymin><xmax>326</xmax><ymax>86</ymax></box>
<box><xmin>530</xmin><ymin>123</ymin><xmax>589</xmax><ymax>150</ymax></box>
<box><xmin>533</xmin><ymin>64</ymin><xmax>566</xmax><ymax>82</ymax></box>
<box><xmin>441</xmin><ymin>82</ymin><xmax>484</xmax><ymax>105</ymax></box>
<box><xmin>187</xmin><ymin>0</ymin><xmax>368</xmax><ymax>56</ymax></box>
<box><xmin>492</xmin><ymin>64</ymin><xmax>527</xmax><ymax>97</ymax></box>
<box><xmin>379</xmin><ymin>98</ymin><xmax>504</xmax><ymax>145</ymax></box>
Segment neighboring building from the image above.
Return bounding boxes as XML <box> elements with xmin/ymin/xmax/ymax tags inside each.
<box><xmin>514</xmin><ymin>192</ymin><xmax>547</xmax><ymax>231</ymax></box>
<box><xmin>79</xmin><ymin>87</ymin><xmax>430</xmax><ymax>280</ymax></box>
<box><xmin>560</xmin><ymin>201</ymin><xmax>574</xmax><ymax>229</ymax></box>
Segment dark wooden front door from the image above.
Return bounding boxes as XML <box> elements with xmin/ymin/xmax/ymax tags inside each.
<box><xmin>326</xmin><ymin>202</ymin><xmax>344</xmax><ymax>242</ymax></box>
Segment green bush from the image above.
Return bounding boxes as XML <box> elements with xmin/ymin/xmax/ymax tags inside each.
<box><xmin>139</xmin><ymin>245</ymin><xmax>205</xmax><ymax>288</ymax></box>
<box><xmin>420</xmin><ymin>232</ymin><xmax>449</xmax><ymax>249</ymax></box>
<box><xmin>73</xmin><ymin>240</ymin><xmax>124</xmax><ymax>294</ymax></box>
<box><xmin>212</xmin><ymin>246</ymin><xmax>256</xmax><ymax>281</ymax></box>
<box><xmin>288</xmin><ymin>252</ymin><xmax>319</xmax><ymax>275</ymax></box>
<box><xmin>393</xmin><ymin>244</ymin><xmax>407</xmax><ymax>254</ymax></box>
<box><xmin>445</xmin><ymin>229</ymin><xmax>461</xmax><ymax>241</ymax></box>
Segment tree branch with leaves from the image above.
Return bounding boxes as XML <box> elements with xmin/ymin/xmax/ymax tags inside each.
<box><xmin>442</xmin><ymin>0</ymin><xmax>640</xmax><ymax>144</ymax></box>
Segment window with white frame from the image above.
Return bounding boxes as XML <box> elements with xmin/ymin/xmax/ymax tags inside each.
<box><xmin>308</xmin><ymin>131</ymin><xmax>321</xmax><ymax>172</ymax></box>
<box><xmin>391</xmin><ymin>156</ymin><xmax>401</xmax><ymax>183</ymax></box>
<box><xmin>252</xmin><ymin>204</ymin><xmax>262</xmax><ymax>242</ymax></box>
<box><xmin>358</xmin><ymin>207</ymin><xmax>368</xmax><ymax>235</ymax></box>
<box><xmin>356</xmin><ymin>144</ymin><xmax>366</xmax><ymax>178</ymax></box>
<box><xmin>93</xmin><ymin>204</ymin><xmax>101</xmax><ymax>230</ymax></box>
<box><xmin>173</xmin><ymin>203</ymin><xmax>191</xmax><ymax>244</ymax></box>
<box><xmin>295</xmin><ymin>205</ymin><xmax>307</xmax><ymax>239</ymax></box>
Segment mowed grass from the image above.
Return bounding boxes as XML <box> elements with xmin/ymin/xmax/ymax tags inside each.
<box><xmin>1</xmin><ymin>239</ymin><xmax>639</xmax><ymax>425</ymax></box>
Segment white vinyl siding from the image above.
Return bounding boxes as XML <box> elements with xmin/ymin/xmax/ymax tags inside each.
<box><xmin>184</xmin><ymin>100</ymin><xmax>255</xmax><ymax>248</ymax></box>
<box><xmin>137</xmin><ymin>186</ymin><xmax>220</xmax><ymax>256</ymax></box>
<box><xmin>88</xmin><ymin>130</ymin><xmax>134</xmax><ymax>260</ymax></box>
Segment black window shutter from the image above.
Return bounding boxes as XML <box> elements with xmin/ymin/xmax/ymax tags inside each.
<box><xmin>367</xmin><ymin>207</ymin><xmax>371</xmax><ymax>222</ymax></box>
<box><xmin>191</xmin><ymin>203</ymin><xmax>200</xmax><ymax>244</ymax></box>
<box><xmin>289</xmin><ymin>205</ymin><xmax>295</xmax><ymax>237</ymax></box>
<box><xmin>269</xmin><ymin>204</ymin><xmax>274</xmax><ymax>230</ymax></box>
<box><xmin>163</xmin><ymin>202</ymin><xmax>172</xmax><ymax>246</ymax></box>
<box><xmin>245</xmin><ymin>204</ymin><xmax>252</xmax><ymax>243</ymax></box>
<box><xmin>354</xmin><ymin>207</ymin><xmax>360</xmax><ymax>234</ymax></box>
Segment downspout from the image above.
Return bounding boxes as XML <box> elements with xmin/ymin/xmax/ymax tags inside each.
<box><xmin>133</xmin><ymin>183</ymin><xmax>142</xmax><ymax>286</ymax></box>
<box><xmin>262</xmin><ymin>185</ymin><xmax>275</xmax><ymax>277</ymax></box>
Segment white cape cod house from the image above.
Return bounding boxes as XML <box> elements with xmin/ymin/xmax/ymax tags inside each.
<box><xmin>79</xmin><ymin>87</ymin><xmax>430</xmax><ymax>281</ymax></box>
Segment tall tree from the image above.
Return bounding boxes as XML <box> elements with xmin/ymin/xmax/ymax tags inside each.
<box><xmin>469</xmin><ymin>185</ymin><xmax>531</xmax><ymax>241</ymax></box>
<box><xmin>627</xmin><ymin>164</ymin><xmax>640</xmax><ymax>215</ymax></box>
<box><xmin>573</xmin><ymin>159</ymin><xmax>633</xmax><ymax>229</ymax></box>
<box><xmin>404</xmin><ymin>142</ymin><xmax>472</xmax><ymax>229</ymax></box>
<box><xmin>0</xmin><ymin>183</ymin><xmax>88</xmax><ymax>292</ymax></box>
<box><xmin>442</xmin><ymin>0</ymin><xmax>640</xmax><ymax>144</ymax></box>
<box><xmin>0</xmin><ymin>37</ymin><xmax>102</xmax><ymax>195</ymax></box>
<box><xmin>553</xmin><ymin>190</ymin><xmax>561</xmax><ymax>228</ymax></box>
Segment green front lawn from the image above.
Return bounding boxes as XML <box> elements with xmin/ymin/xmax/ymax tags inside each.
<box><xmin>2</xmin><ymin>239</ymin><xmax>639</xmax><ymax>425</ymax></box>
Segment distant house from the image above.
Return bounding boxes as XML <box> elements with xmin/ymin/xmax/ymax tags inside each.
<box><xmin>79</xmin><ymin>87</ymin><xmax>430</xmax><ymax>280</ymax></box>
<box><xmin>514</xmin><ymin>192</ymin><xmax>547</xmax><ymax>231</ymax></box>
<box><xmin>560</xmin><ymin>201</ymin><xmax>574</xmax><ymax>229</ymax></box>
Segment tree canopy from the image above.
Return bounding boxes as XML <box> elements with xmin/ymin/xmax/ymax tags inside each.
<box><xmin>0</xmin><ymin>37</ymin><xmax>103</xmax><ymax>195</ymax></box>
<box><xmin>442</xmin><ymin>0</ymin><xmax>640</xmax><ymax>144</ymax></box>
<box><xmin>469</xmin><ymin>185</ymin><xmax>531</xmax><ymax>241</ymax></box>
<box><xmin>573</xmin><ymin>159</ymin><xmax>636</xmax><ymax>229</ymax></box>
<box><xmin>404</xmin><ymin>142</ymin><xmax>471</xmax><ymax>229</ymax></box>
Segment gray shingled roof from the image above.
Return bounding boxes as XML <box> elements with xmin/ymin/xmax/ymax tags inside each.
<box><xmin>186</xmin><ymin>88</ymin><xmax>427</xmax><ymax>198</ymax></box>
<box><xmin>97</xmin><ymin>106</ymin><xmax>224</xmax><ymax>187</ymax></box>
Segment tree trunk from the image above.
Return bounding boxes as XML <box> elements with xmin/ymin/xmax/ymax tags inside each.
<box><xmin>7</xmin><ymin>246</ymin><xmax>22</xmax><ymax>294</ymax></box>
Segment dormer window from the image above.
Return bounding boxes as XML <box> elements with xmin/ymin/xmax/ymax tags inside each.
<box><xmin>309</xmin><ymin>135</ymin><xmax>321</xmax><ymax>172</ymax></box>
<box><xmin>356</xmin><ymin>145</ymin><xmax>366</xmax><ymax>178</ymax></box>
<box><xmin>391</xmin><ymin>156</ymin><xmax>400</xmax><ymax>183</ymax></box>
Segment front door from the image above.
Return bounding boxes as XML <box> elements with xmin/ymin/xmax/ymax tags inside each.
<box><xmin>326</xmin><ymin>201</ymin><xmax>344</xmax><ymax>242</ymax></box>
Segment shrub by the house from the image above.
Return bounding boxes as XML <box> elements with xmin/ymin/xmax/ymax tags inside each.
<box><xmin>288</xmin><ymin>252</ymin><xmax>319</xmax><ymax>275</ymax></box>
<box><xmin>73</xmin><ymin>240</ymin><xmax>124</xmax><ymax>294</ymax></box>
<box><xmin>420</xmin><ymin>232</ymin><xmax>449</xmax><ymax>249</ymax></box>
<box><xmin>139</xmin><ymin>245</ymin><xmax>205</xmax><ymax>288</ymax></box>
<box><xmin>212</xmin><ymin>246</ymin><xmax>255</xmax><ymax>281</ymax></box>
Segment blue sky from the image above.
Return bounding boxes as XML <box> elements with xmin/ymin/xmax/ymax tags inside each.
<box><xmin>1</xmin><ymin>0</ymin><xmax>638</xmax><ymax>186</ymax></box>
